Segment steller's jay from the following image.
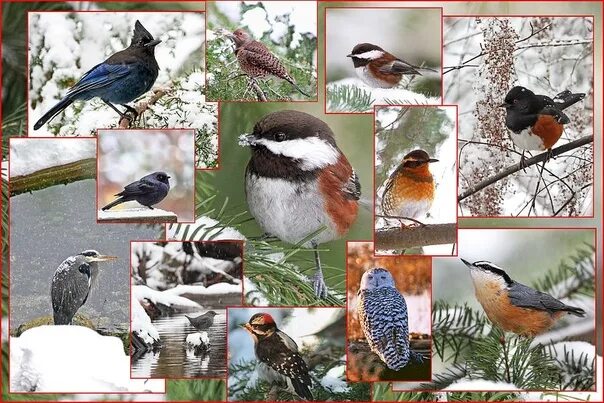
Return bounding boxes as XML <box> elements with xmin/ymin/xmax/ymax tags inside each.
<box><xmin>33</xmin><ymin>20</ymin><xmax>161</xmax><ymax>130</ymax></box>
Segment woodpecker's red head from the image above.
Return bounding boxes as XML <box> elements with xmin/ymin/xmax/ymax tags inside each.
<box><xmin>241</xmin><ymin>312</ymin><xmax>278</xmax><ymax>341</ymax></box>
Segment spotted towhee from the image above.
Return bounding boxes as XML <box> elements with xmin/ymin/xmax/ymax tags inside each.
<box><xmin>501</xmin><ymin>86</ymin><xmax>585</xmax><ymax>167</ymax></box>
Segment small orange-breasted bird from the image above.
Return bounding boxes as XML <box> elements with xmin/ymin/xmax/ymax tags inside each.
<box><xmin>500</xmin><ymin>86</ymin><xmax>585</xmax><ymax>167</ymax></box>
<box><xmin>381</xmin><ymin>149</ymin><xmax>438</xmax><ymax>223</ymax></box>
<box><xmin>462</xmin><ymin>259</ymin><xmax>586</xmax><ymax>337</ymax></box>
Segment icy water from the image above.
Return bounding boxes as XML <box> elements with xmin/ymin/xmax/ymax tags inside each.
<box><xmin>131</xmin><ymin>310</ymin><xmax>227</xmax><ymax>378</ymax></box>
<box><xmin>9</xmin><ymin>179</ymin><xmax>162</xmax><ymax>331</ymax></box>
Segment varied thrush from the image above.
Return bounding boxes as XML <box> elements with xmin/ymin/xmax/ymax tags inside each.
<box><xmin>381</xmin><ymin>149</ymin><xmax>438</xmax><ymax>224</ymax></box>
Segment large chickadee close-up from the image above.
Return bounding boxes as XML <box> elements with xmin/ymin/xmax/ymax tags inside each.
<box><xmin>239</xmin><ymin>110</ymin><xmax>361</xmax><ymax>299</ymax></box>
<box><xmin>347</xmin><ymin>43</ymin><xmax>437</xmax><ymax>88</ymax></box>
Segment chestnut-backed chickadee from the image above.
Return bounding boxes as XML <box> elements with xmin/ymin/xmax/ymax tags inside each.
<box><xmin>239</xmin><ymin>110</ymin><xmax>361</xmax><ymax>299</ymax></box>
<box><xmin>347</xmin><ymin>43</ymin><xmax>437</xmax><ymax>89</ymax></box>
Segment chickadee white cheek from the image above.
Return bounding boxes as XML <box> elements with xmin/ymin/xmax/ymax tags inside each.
<box><xmin>254</xmin><ymin>137</ymin><xmax>340</xmax><ymax>171</ymax></box>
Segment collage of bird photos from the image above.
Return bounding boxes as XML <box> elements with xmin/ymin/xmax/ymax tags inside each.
<box><xmin>1</xmin><ymin>1</ymin><xmax>601</xmax><ymax>403</ymax></box>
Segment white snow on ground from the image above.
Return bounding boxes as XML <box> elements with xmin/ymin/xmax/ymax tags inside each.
<box><xmin>65</xmin><ymin>394</ymin><xmax>166</xmax><ymax>401</ymax></box>
<box><xmin>166</xmin><ymin>216</ymin><xmax>246</xmax><ymax>241</ymax></box>
<box><xmin>131</xmin><ymin>295</ymin><xmax>160</xmax><ymax>346</ymax></box>
<box><xmin>186</xmin><ymin>331</ymin><xmax>210</xmax><ymax>348</ymax></box>
<box><xmin>244</xmin><ymin>276</ymin><xmax>270</xmax><ymax>306</ymax></box>
<box><xmin>98</xmin><ymin>208</ymin><xmax>177</xmax><ymax>220</ymax></box>
<box><xmin>165</xmin><ymin>283</ymin><xmax>242</xmax><ymax>296</ymax></box>
<box><xmin>133</xmin><ymin>285</ymin><xmax>201</xmax><ymax>309</ymax></box>
<box><xmin>327</xmin><ymin>77</ymin><xmax>441</xmax><ymax>112</ymax></box>
<box><xmin>2</xmin><ymin>317</ymin><xmax>8</xmax><ymax>343</ymax></box>
<box><xmin>320</xmin><ymin>364</ymin><xmax>350</xmax><ymax>393</ymax></box>
<box><xmin>9</xmin><ymin>138</ymin><xmax>95</xmax><ymax>177</ymax></box>
<box><xmin>10</xmin><ymin>326</ymin><xmax>164</xmax><ymax>393</ymax></box>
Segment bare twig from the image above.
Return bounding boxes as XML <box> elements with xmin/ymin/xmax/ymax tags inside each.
<box><xmin>458</xmin><ymin>135</ymin><xmax>593</xmax><ymax>202</ymax></box>
<box><xmin>118</xmin><ymin>86</ymin><xmax>171</xmax><ymax>128</ymax></box>
<box><xmin>375</xmin><ymin>223</ymin><xmax>457</xmax><ymax>250</ymax></box>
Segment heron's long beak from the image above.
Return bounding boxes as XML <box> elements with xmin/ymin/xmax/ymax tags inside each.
<box><xmin>93</xmin><ymin>255</ymin><xmax>118</xmax><ymax>262</ymax></box>
<box><xmin>238</xmin><ymin>133</ymin><xmax>257</xmax><ymax>147</ymax></box>
<box><xmin>146</xmin><ymin>39</ymin><xmax>162</xmax><ymax>47</ymax></box>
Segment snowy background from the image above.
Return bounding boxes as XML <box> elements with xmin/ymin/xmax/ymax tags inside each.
<box><xmin>98</xmin><ymin>130</ymin><xmax>195</xmax><ymax>222</ymax></box>
<box><xmin>206</xmin><ymin>1</ymin><xmax>317</xmax><ymax>101</ymax></box>
<box><xmin>325</xmin><ymin>7</ymin><xmax>441</xmax><ymax>112</ymax></box>
<box><xmin>445</xmin><ymin>17</ymin><xmax>593</xmax><ymax>217</ymax></box>
<box><xmin>28</xmin><ymin>12</ymin><xmax>218</xmax><ymax>168</ymax></box>
<box><xmin>375</xmin><ymin>106</ymin><xmax>457</xmax><ymax>255</ymax></box>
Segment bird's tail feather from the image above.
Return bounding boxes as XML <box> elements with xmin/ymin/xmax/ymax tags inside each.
<box><xmin>553</xmin><ymin>90</ymin><xmax>585</xmax><ymax>111</ymax></box>
<box><xmin>286</xmin><ymin>78</ymin><xmax>312</xmax><ymax>98</ymax></box>
<box><xmin>291</xmin><ymin>378</ymin><xmax>313</xmax><ymax>401</ymax></box>
<box><xmin>33</xmin><ymin>96</ymin><xmax>74</xmax><ymax>130</ymax></box>
<box><xmin>564</xmin><ymin>305</ymin><xmax>586</xmax><ymax>317</ymax></box>
<box><xmin>101</xmin><ymin>197</ymin><xmax>125</xmax><ymax>211</ymax></box>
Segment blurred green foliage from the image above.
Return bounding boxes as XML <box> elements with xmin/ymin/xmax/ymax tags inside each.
<box><xmin>206</xmin><ymin>2</ymin><xmax>316</xmax><ymax>101</ymax></box>
<box><xmin>167</xmin><ymin>380</ymin><xmax>226</xmax><ymax>401</ymax></box>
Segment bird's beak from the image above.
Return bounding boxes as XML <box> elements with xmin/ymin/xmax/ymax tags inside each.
<box><xmin>498</xmin><ymin>102</ymin><xmax>510</xmax><ymax>108</ymax></box>
<box><xmin>93</xmin><ymin>255</ymin><xmax>118</xmax><ymax>262</ymax></box>
<box><xmin>146</xmin><ymin>39</ymin><xmax>162</xmax><ymax>47</ymax></box>
<box><xmin>238</xmin><ymin>133</ymin><xmax>257</xmax><ymax>147</ymax></box>
<box><xmin>346</xmin><ymin>53</ymin><xmax>353</xmax><ymax>58</ymax></box>
<box><xmin>428</xmin><ymin>158</ymin><xmax>439</xmax><ymax>163</ymax></box>
<box><xmin>460</xmin><ymin>258</ymin><xmax>473</xmax><ymax>268</ymax></box>
<box><xmin>239</xmin><ymin>323</ymin><xmax>251</xmax><ymax>332</ymax></box>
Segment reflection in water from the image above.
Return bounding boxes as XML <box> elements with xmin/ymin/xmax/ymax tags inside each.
<box><xmin>131</xmin><ymin>311</ymin><xmax>227</xmax><ymax>378</ymax></box>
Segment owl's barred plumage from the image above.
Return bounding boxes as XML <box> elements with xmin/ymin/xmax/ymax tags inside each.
<box><xmin>357</xmin><ymin>268</ymin><xmax>422</xmax><ymax>371</ymax></box>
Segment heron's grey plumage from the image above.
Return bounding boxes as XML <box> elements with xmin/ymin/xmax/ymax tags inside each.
<box><xmin>51</xmin><ymin>250</ymin><xmax>116</xmax><ymax>325</ymax></box>
<box><xmin>358</xmin><ymin>267</ymin><xmax>422</xmax><ymax>371</ymax></box>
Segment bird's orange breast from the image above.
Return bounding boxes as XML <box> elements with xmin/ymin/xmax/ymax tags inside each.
<box><xmin>531</xmin><ymin>114</ymin><xmax>564</xmax><ymax>149</ymax></box>
<box><xmin>475</xmin><ymin>285</ymin><xmax>558</xmax><ymax>337</ymax></box>
<box><xmin>388</xmin><ymin>170</ymin><xmax>435</xmax><ymax>203</ymax></box>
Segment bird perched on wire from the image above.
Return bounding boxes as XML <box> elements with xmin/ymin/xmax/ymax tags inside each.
<box><xmin>226</xmin><ymin>28</ymin><xmax>311</xmax><ymax>97</ymax></box>
<box><xmin>381</xmin><ymin>149</ymin><xmax>438</xmax><ymax>225</ymax></box>
<box><xmin>239</xmin><ymin>110</ymin><xmax>360</xmax><ymax>299</ymax></box>
<box><xmin>51</xmin><ymin>250</ymin><xmax>117</xmax><ymax>325</ymax></box>
<box><xmin>347</xmin><ymin>43</ymin><xmax>437</xmax><ymax>88</ymax></box>
<box><xmin>241</xmin><ymin>313</ymin><xmax>313</xmax><ymax>401</ymax></box>
<box><xmin>500</xmin><ymin>86</ymin><xmax>585</xmax><ymax>168</ymax></box>
<box><xmin>101</xmin><ymin>171</ymin><xmax>170</xmax><ymax>211</ymax></box>
<box><xmin>357</xmin><ymin>268</ymin><xmax>424</xmax><ymax>371</ymax></box>
<box><xmin>33</xmin><ymin>20</ymin><xmax>161</xmax><ymax>130</ymax></box>
<box><xmin>185</xmin><ymin>310</ymin><xmax>218</xmax><ymax>331</ymax></box>
<box><xmin>462</xmin><ymin>259</ymin><xmax>586</xmax><ymax>337</ymax></box>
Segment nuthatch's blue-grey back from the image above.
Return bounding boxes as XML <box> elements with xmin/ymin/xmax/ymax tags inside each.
<box><xmin>462</xmin><ymin>259</ymin><xmax>585</xmax><ymax>337</ymax></box>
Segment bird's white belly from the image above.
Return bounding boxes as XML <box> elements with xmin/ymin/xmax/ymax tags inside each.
<box><xmin>392</xmin><ymin>199</ymin><xmax>432</xmax><ymax>220</ymax></box>
<box><xmin>509</xmin><ymin>128</ymin><xmax>546</xmax><ymax>151</ymax></box>
<box><xmin>355</xmin><ymin>66</ymin><xmax>392</xmax><ymax>88</ymax></box>
<box><xmin>245</xmin><ymin>174</ymin><xmax>338</xmax><ymax>246</ymax></box>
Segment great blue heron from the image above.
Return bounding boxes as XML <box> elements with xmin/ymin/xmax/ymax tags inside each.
<box><xmin>51</xmin><ymin>250</ymin><xmax>117</xmax><ymax>325</ymax></box>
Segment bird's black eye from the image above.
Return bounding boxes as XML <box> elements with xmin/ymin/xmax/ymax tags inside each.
<box><xmin>380</xmin><ymin>275</ymin><xmax>386</xmax><ymax>280</ymax></box>
<box><xmin>275</xmin><ymin>132</ymin><xmax>286</xmax><ymax>142</ymax></box>
<box><xmin>513</xmin><ymin>99</ymin><xmax>519</xmax><ymax>104</ymax></box>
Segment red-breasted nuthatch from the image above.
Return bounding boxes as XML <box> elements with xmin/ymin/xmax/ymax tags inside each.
<box><xmin>462</xmin><ymin>259</ymin><xmax>586</xmax><ymax>337</ymax></box>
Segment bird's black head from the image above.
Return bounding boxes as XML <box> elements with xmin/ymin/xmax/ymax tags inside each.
<box><xmin>501</xmin><ymin>86</ymin><xmax>535</xmax><ymax>109</ymax></box>
<box><xmin>206</xmin><ymin>310</ymin><xmax>218</xmax><ymax>316</ymax></box>
<box><xmin>79</xmin><ymin>250</ymin><xmax>118</xmax><ymax>263</ymax></box>
<box><xmin>239</xmin><ymin>110</ymin><xmax>341</xmax><ymax>174</ymax></box>
<box><xmin>347</xmin><ymin>43</ymin><xmax>386</xmax><ymax>67</ymax></box>
<box><xmin>131</xmin><ymin>20</ymin><xmax>161</xmax><ymax>50</ymax></box>
<box><xmin>461</xmin><ymin>259</ymin><xmax>514</xmax><ymax>286</ymax></box>
<box><xmin>401</xmin><ymin>149</ymin><xmax>439</xmax><ymax>169</ymax></box>
<box><xmin>153</xmin><ymin>171</ymin><xmax>171</xmax><ymax>184</ymax></box>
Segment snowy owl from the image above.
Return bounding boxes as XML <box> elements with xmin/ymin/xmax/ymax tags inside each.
<box><xmin>357</xmin><ymin>267</ymin><xmax>423</xmax><ymax>370</ymax></box>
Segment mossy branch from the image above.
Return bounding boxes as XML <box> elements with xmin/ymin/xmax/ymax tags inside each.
<box><xmin>9</xmin><ymin>158</ymin><xmax>95</xmax><ymax>197</ymax></box>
